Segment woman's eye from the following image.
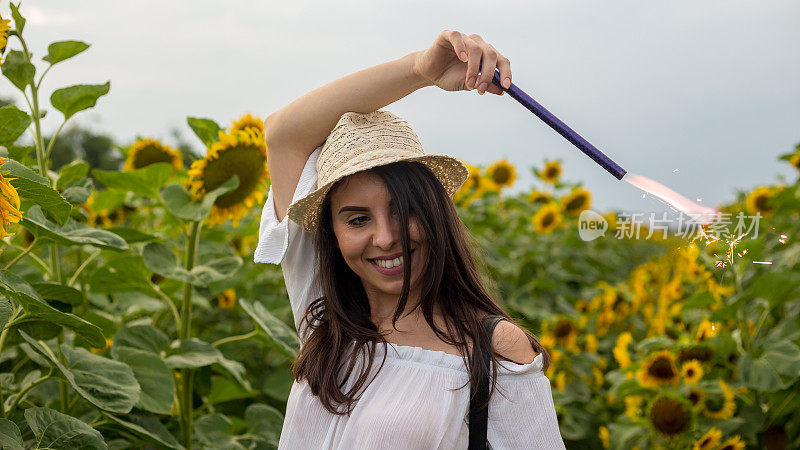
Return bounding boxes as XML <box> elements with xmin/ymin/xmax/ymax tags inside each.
<box><xmin>347</xmin><ymin>216</ymin><xmax>368</xmax><ymax>226</ymax></box>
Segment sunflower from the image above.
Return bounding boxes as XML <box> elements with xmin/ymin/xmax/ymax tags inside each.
<box><xmin>637</xmin><ymin>350</ymin><xmax>679</xmax><ymax>387</ymax></box>
<box><xmin>532</xmin><ymin>202</ymin><xmax>562</xmax><ymax>234</ymax></box>
<box><xmin>561</xmin><ymin>187</ymin><xmax>592</xmax><ymax>216</ymax></box>
<box><xmin>0</xmin><ymin>157</ymin><xmax>23</xmax><ymax>240</ymax></box>
<box><xmin>592</xmin><ymin>367</ymin><xmax>604</xmax><ymax>387</ymax></box>
<box><xmin>681</xmin><ymin>360</ymin><xmax>704</xmax><ymax>385</ymax></box>
<box><xmin>0</xmin><ymin>16</ymin><xmax>10</xmax><ymax>66</ymax></box>
<box><xmin>585</xmin><ymin>333</ymin><xmax>598</xmax><ymax>354</ymax></box>
<box><xmin>613</xmin><ymin>332</ymin><xmax>633</xmax><ymax>369</ymax></box>
<box><xmin>703</xmin><ymin>380</ymin><xmax>736</xmax><ymax>419</ymax></box>
<box><xmin>123</xmin><ymin>138</ymin><xmax>183</xmax><ymax>172</ymax></box>
<box><xmin>217</xmin><ymin>288</ymin><xmax>236</xmax><ymax>309</ymax></box>
<box><xmin>687</xmin><ymin>387</ymin><xmax>705</xmax><ymax>411</ymax></box>
<box><xmin>229</xmin><ymin>113</ymin><xmax>264</xmax><ymax>137</ymax></box>
<box><xmin>625</xmin><ymin>395</ymin><xmax>643</xmax><ymax>420</ymax></box>
<box><xmin>647</xmin><ymin>393</ymin><xmax>692</xmax><ymax>437</ymax></box>
<box><xmin>598</xmin><ymin>426</ymin><xmax>610</xmax><ymax>449</ymax></box>
<box><xmin>539</xmin><ymin>160</ymin><xmax>562</xmax><ymax>184</ymax></box>
<box><xmin>552</xmin><ymin>317</ymin><xmax>579</xmax><ymax>351</ymax></box>
<box><xmin>706</xmin><ymin>279</ymin><xmax>734</xmax><ymax>301</ymax></box>
<box><xmin>717</xmin><ymin>435</ymin><xmax>746</xmax><ymax>450</ymax></box>
<box><xmin>745</xmin><ymin>186</ymin><xmax>774</xmax><ymax>216</ymax></box>
<box><xmin>695</xmin><ymin>319</ymin><xmax>719</xmax><ymax>341</ymax></box>
<box><xmin>485</xmin><ymin>158</ymin><xmax>517</xmax><ymax>188</ymax></box>
<box><xmin>693</xmin><ymin>427</ymin><xmax>722</xmax><ymax>450</ymax></box>
<box><xmin>677</xmin><ymin>345</ymin><xmax>713</xmax><ymax>364</ymax></box>
<box><xmin>551</xmin><ymin>371</ymin><xmax>566</xmax><ymax>392</ymax></box>
<box><xmin>528</xmin><ymin>189</ymin><xmax>551</xmax><ymax>205</ymax></box>
<box><xmin>187</xmin><ymin>128</ymin><xmax>269</xmax><ymax>228</ymax></box>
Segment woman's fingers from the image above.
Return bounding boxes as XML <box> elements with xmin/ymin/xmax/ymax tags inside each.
<box><xmin>475</xmin><ymin>47</ymin><xmax>498</xmax><ymax>94</ymax></box>
<box><xmin>443</xmin><ymin>30</ymin><xmax>468</xmax><ymax>63</ymax></box>
<box><xmin>496</xmin><ymin>55</ymin><xmax>512</xmax><ymax>90</ymax></box>
<box><xmin>464</xmin><ymin>37</ymin><xmax>483</xmax><ymax>90</ymax></box>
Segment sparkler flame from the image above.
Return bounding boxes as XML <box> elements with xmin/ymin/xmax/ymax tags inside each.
<box><xmin>624</xmin><ymin>173</ymin><xmax>720</xmax><ymax>225</ymax></box>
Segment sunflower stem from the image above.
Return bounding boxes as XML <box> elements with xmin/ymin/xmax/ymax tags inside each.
<box><xmin>212</xmin><ymin>329</ymin><xmax>258</xmax><ymax>347</ymax></box>
<box><xmin>2</xmin><ymin>238</ymin><xmax>36</xmax><ymax>271</ymax></box>
<box><xmin>178</xmin><ymin>220</ymin><xmax>201</xmax><ymax>449</ymax></box>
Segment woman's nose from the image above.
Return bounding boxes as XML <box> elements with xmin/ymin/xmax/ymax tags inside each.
<box><xmin>372</xmin><ymin>214</ymin><xmax>398</xmax><ymax>250</ymax></box>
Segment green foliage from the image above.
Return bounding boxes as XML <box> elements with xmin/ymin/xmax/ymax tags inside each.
<box><xmin>186</xmin><ymin>117</ymin><xmax>222</xmax><ymax>147</ymax></box>
<box><xmin>1</xmin><ymin>3</ymin><xmax>798</xmax><ymax>448</ymax></box>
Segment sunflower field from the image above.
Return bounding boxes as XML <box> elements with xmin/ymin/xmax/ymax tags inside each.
<box><xmin>1</xmin><ymin>4</ymin><xmax>800</xmax><ymax>449</ymax></box>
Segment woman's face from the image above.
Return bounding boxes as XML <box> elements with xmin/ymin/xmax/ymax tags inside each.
<box><xmin>329</xmin><ymin>171</ymin><xmax>428</xmax><ymax>301</ymax></box>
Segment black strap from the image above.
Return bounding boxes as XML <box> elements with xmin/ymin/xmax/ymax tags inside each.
<box><xmin>468</xmin><ymin>315</ymin><xmax>503</xmax><ymax>450</ymax></box>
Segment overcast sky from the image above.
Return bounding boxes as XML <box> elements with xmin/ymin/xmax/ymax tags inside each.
<box><xmin>4</xmin><ymin>0</ymin><xmax>799</xmax><ymax>215</ymax></box>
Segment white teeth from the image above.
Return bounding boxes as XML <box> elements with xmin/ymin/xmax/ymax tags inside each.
<box><xmin>376</xmin><ymin>256</ymin><xmax>403</xmax><ymax>268</ymax></box>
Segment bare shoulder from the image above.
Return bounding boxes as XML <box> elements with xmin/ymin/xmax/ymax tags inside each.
<box><xmin>491</xmin><ymin>320</ymin><xmax>539</xmax><ymax>365</ymax></box>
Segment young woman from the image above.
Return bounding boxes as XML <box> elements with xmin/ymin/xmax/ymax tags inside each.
<box><xmin>255</xmin><ymin>30</ymin><xmax>565</xmax><ymax>449</ymax></box>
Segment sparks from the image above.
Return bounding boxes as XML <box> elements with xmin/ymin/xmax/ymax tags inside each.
<box><xmin>753</xmin><ymin>261</ymin><xmax>773</xmax><ymax>265</ymax></box>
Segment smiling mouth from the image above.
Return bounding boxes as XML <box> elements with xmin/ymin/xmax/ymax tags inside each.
<box><xmin>367</xmin><ymin>248</ymin><xmax>417</xmax><ymax>269</ymax></box>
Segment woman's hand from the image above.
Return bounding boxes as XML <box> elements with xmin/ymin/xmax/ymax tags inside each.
<box><xmin>413</xmin><ymin>30</ymin><xmax>511</xmax><ymax>95</ymax></box>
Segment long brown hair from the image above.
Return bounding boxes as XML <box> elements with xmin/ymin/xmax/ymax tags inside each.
<box><xmin>292</xmin><ymin>160</ymin><xmax>550</xmax><ymax>415</ymax></box>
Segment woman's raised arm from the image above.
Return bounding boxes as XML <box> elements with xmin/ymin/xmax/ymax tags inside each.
<box><xmin>264</xmin><ymin>30</ymin><xmax>513</xmax><ymax>222</ymax></box>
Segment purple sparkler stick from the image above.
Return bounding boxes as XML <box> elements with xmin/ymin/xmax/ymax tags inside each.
<box><xmin>490</xmin><ymin>70</ymin><xmax>627</xmax><ymax>180</ymax></box>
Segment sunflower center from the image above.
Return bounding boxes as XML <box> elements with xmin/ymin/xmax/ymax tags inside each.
<box><xmin>554</xmin><ymin>321</ymin><xmax>574</xmax><ymax>339</ymax></box>
<box><xmin>201</xmin><ymin>144</ymin><xmax>266</xmax><ymax>208</ymax></box>
<box><xmin>132</xmin><ymin>144</ymin><xmax>176</xmax><ymax>169</ymax></box>
<box><xmin>688</xmin><ymin>390</ymin><xmax>702</xmax><ymax>406</ymax></box>
<box><xmin>754</xmin><ymin>194</ymin><xmax>772</xmax><ymax>212</ymax></box>
<box><xmin>541</xmin><ymin>212</ymin><xmax>555</xmax><ymax>228</ymax></box>
<box><xmin>649</xmin><ymin>357</ymin><xmax>677</xmax><ymax>379</ymax></box>
<box><xmin>650</xmin><ymin>397</ymin><xmax>690</xmax><ymax>435</ymax></box>
<box><xmin>492</xmin><ymin>166</ymin><xmax>511</xmax><ymax>184</ymax></box>
<box><xmin>565</xmin><ymin>195</ymin><xmax>587</xmax><ymax>212</ymax></box>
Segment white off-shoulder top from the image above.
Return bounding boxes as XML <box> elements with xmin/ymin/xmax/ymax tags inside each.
<box><xmin>254</xmin><ymin>146</ymin><xmax>566</xmax><ymax>449</ymax></box>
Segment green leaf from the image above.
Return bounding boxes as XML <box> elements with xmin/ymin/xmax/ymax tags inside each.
<box><xmin>0</xmin><ymin>297</ymin><xmax>12</xmax><ymax>332</ymax></box>
<box><xmin>43</xmin><ymin>40</ymin><xmax>90</xmax><ymax>65</ymax></box>
<box><xmin>1</xmin><ymin>158</ymin><xmax>72</xmax><ymax>226</ymax></box>
<box><xmin>1</xmin><ymin>50</ymin><xmax>35</xmax><ymax>91</ymax></box>
<box><xmin>113</xmin><ymin>347</ymin><xmax>174</xmax><ymax>414</ymax></box>
<box><xmin>92</xmin><ymin>162</ymin><xmax>172</xmax><ymax>200</ymax></box>
<box><xmin>8</xmin><ymin>2</ymin><xmax>25</xmax><ymax>34</ymax></box>
<box><xmin>62</xmin><ymin>184</ymin><xmax>92</xmax><ymax>205</ymax></box>
<box><xmin>195</xmin><ymin>414</ymin><xmax>245</xmax><ymax>450</ymax></box>
<box><xmin>244</xmin><ymin>403</ymin><xmax>283</xmax><ymax>447</ymax></box>
<box><xmin>106</xmin><ymin>226</ymin><xmax>159</xmax><ymax>244</ymax></box>
<box><xmin>0</xmin><ymin>105</ymin><xmax>31</xmax><ymax>146</ymax></box>
<box><xmin>18</xmin><ymin>332</ymin><xmax>140</xmax><ymax>413</ymax></box>
<box><xmin>21</xmin><ymin>205</ymin><xmax>128</xmax><ymax>250</ymax></box>
<box><xmin>747</xmin><ymin>271</ymin><xmax>800</xmax><ymax>307</ymax></box>
<box><xmin>164</xmin><ymin>338</ymin><xmax>221</xmax><ymax>369</ymax></box>
<box><xmin>240</xmin><ymin>299</ymin><xmax>299</xmax><ymax>358</ymax></box>
<box><xmin>160</xmin><ymin>175</ymin><xmax>239</xmax><ymax>222</ymax></box>
<box><xmin>31</xmin><ymin>282</ymin><xmax>84</xmax><ymax>306</ymax></box>
<box><xmin>738</xmin><ymin>340</ymin><xmax>800</xmax><ymax>392</ymax></box>
<box><xmin>101</xmin><ymin>413</ymin><xmax>183</xmax><ymax>450</ymax></box>
<box><xmin>206</xmin><ymin>376</ymin><xmax>258</xmax><ymax>406</ymax></box>
<box><xmin>111</xmin><ymin>324</ymin><xmax>169</xmax><ymax>356</ymax></box>
<box><xmin>142</xmin><ymin>242</ymin><xmax>196</xmax><ymax>285</ymax></box>
<box><xmin>142</xmin><ymin>242</ymin><xmax>242</xmax><ymax>287</ymax></box>
<box><xmin>186</xmin><ymin>117</ymin><xmax>222</xmax><ymax>147</ymax></box>
<box><xmin>0</xmin><ymin>418</ymin><xmax>23</xmax><ymax>450</ymax></box>
<box><xmin>50</xmin><ymin>82</ymin><xmax>110</xmax><ymax>120</ymax></box>
<box><xmin>24</xmin><ymin>407</ymin><xmax>107</xmax><ymax>450</ymax></box>
<box><xmin>0</xmin><ymin>270</ymin><xmax>105</xmax><ymax>347</ymax></box>
<box><xmin>192</xmin><ymin>256</ymin><xmax>243</xmax><ymax>286</ymax></box>
<box><xmin>56</xmin><ymin>159</ymin><xmax>90</xmax><ymax>190</ymax></box>
<box><xmin>87</xmin><ymin>253</ymin><xmax>160</xmax><ymax>297</ymax></box>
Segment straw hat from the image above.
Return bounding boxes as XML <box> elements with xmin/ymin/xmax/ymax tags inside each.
<box><xmin>286</xmin><ymin>110</ymin><xmax>470</xmax><ymax>232</ymax></box>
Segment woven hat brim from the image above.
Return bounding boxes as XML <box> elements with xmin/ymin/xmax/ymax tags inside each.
<box><xmin>286</xmin><ymin>154</ymin><xmax>469</xmax><ymax>233</ymax></box>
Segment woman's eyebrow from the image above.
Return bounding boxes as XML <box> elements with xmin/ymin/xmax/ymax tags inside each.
<box><xmin>337</xmin><ymin>200</ymin><xmax>394</xmax><ymax>216</ymax></box>
<box><xmin>338</xmin><ymin>206</ymin><xmax>369</xmax><ymax>215</ymax></box>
